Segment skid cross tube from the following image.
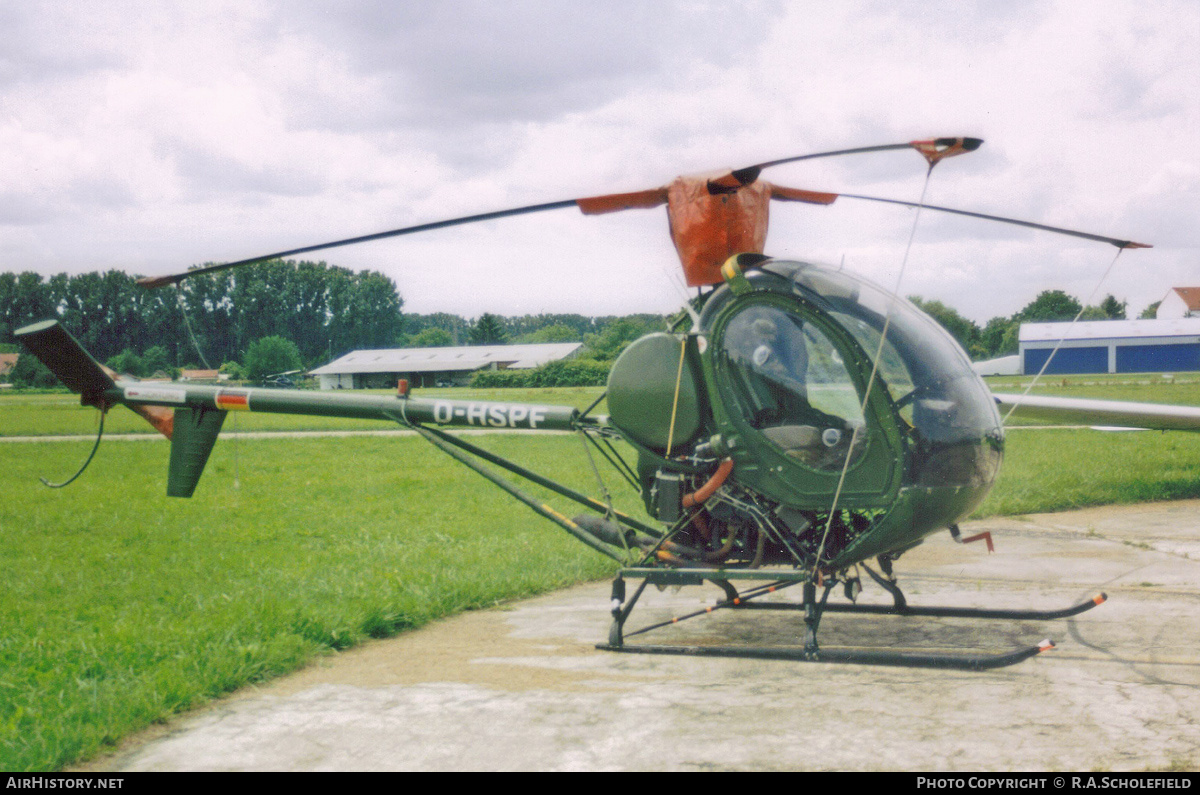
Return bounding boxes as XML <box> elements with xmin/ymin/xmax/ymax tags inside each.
<box><xmin>613</xmin><ymin>579</ymin><xmax>802</xmax><ymax>644</ymax></box>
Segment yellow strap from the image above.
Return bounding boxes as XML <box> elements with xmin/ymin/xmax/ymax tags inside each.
<box><xmin>665</xmin><ymin>335</ymin><xmax>688</xmax><ymax>457</ymax></box>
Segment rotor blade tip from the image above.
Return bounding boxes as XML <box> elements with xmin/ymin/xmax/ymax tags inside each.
<box><xmin>931</xmin><ymin>136</ymin><xmax>984</xmax><ymax>150</ymax></box>
<box><xmin>913</xmin><ymin>137</ymin><xmax>983</xmax><ymax>166</ymax></box>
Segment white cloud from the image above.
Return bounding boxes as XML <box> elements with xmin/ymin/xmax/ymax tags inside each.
<box><xmin>1</xmin><ymin>0</ymin><xmax>1196</xmax><ymax>322</ymax></box>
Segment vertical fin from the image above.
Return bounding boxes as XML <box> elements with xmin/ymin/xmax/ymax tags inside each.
<box><xmin>167</xmin><ymin>406</ymin><xmax>227</xmax><ymax>497</ymax></box>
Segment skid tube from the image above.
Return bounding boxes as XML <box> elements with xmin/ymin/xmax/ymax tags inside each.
<box><xmin>597</xmin><ymin>568</ymin><xmax>1105</xmax><ymax>671</ymax></box>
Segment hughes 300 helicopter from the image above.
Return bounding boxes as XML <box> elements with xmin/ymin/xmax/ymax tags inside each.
<box><xmin>19</xmin><ymin>137</ymin><xmax>1181</xmax><ymax>670</ymax></box>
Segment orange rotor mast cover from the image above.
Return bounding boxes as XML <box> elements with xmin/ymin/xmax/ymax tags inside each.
<box><xmin>578</xmin><ymin>174</ymin><xmax>837</xmax><ymax>287</ymax></box>
<box><xmin>667</xmin><ymin>177</ymin><xmax>840</xmax><ymax>287</ymax></box>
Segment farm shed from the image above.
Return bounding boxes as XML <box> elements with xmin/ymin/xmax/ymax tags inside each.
<box><xmin>1019</xmin><ymin>318</ymin><xmax>1200</xmax><ymax>375</ymax></box>
<box><xmin>309</xmin><ymin>342</ymin><xmax>583</xmax><ymax>389</ymax></box>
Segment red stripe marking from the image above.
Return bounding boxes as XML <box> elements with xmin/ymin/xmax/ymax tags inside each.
<box><xmin>215</xmin><ymin>391</ymin><xmax>250</xmax><ymax>410</ymax></box>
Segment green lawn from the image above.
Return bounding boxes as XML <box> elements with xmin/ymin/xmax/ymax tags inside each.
<box><xmin>976</xmin><ymin>428</ymin><xmax>1200</xmax><ymax>516</ymax></box>
<box><xmin>3</xmin><ymin>379</ymin><xmax>1200</xmax><ymax>770</ymax></box>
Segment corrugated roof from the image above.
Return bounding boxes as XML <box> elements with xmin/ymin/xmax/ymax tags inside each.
<box><xmin>310</xmin><ymin>342</ymin><xmax>583</xmax><ymax>375</ymax></box>
<box><xmin>1020</xmin><ymin>317</ymin><xmax>1200</xmax><ymax>343</ymax></box>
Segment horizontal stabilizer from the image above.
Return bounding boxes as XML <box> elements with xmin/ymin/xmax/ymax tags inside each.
<box><xmin>168</xmin><ymin>406</ymin><xmax>227</xmax><ymax>498</ymax></box>
<box><xmin>14</xmin><ymin>320</ymin><xmax>116</xmax><ymax>407</ymax></box>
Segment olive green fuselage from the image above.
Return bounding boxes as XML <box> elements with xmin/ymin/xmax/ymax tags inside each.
<box><xmin>605</xmin><ymin>260</ymin><xmax>1004</xmax><ymax>569</ymax></box>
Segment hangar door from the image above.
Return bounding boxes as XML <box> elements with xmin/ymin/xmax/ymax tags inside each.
<box><xmin>1116</xmin><ymin>343</ymin><xmax>1200</xmax><ymax>373</ymax></box>
<box><xmin>1023</xmin><ymin>346</ymin><xmax>1107</xmax><ymax>375</ymax></box>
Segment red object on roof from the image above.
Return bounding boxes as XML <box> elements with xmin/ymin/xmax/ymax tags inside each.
<box><xmin>1169</xmin><ymin>287</ymin><xmax>1200</xmax><ymax>311</ymax></box>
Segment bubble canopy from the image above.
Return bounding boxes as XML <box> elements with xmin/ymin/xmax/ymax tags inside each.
<box><xmin>709</xmin><ymin>260</ymin><xmax>1003</xmax><ymax>492</ymax></box>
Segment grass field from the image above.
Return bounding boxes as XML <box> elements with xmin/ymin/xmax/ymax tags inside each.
<box><xmin>3</xmin><ymin>380</ymin><xmax>1200</xmax><ymax>770</ymax></box>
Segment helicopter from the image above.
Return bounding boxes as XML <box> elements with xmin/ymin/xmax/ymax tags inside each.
<box><xmin>17</xmin><ymin>136</ymin><xmax>1180</xmax><ymax>670</ymax></box>
<box><xmin>259</xmin><ymin>370</ymin><xmax>304</xmax><ymax>389</ymax></box>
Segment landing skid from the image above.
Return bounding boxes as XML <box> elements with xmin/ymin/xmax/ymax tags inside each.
<box><xmin>598</xmin><ymin>568</ymin><xmax>1105</xmax><ymax>671</ymax></box>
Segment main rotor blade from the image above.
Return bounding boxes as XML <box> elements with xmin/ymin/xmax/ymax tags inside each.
<box><xmin>137</xmin><ymin>199</ymin><xmax>583</xmax><ymax>288</ymax></box>
<box><xmin>713</xmin><ymin>137</ymin><xmax>984</xmax><ymax>191</ymax></box>
<box><xmin>837</xmin><ymin>192</ymin><xmax>1152</xmax><ymax>249</ymax></box>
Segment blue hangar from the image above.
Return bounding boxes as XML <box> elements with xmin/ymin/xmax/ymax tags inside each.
<box><xmin>1019</xmin><ymin>318</ymin><xmax>1200</xmax><ymax>375</ymax></box>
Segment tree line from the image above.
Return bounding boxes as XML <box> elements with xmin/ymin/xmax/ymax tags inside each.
<box><xmin>0</xmin><ymin>261</ymin><xmax>404</xmax><ymax>371</ymax></box>
<box><xmin>908</xmin><ymin>291</ymin><xmax>1141</xmax><ymax>361</ymax></box>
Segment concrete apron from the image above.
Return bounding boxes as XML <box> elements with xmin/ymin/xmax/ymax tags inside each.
<box><xmin>83</xmin><ymin>501</ymin><xmax>1200</xmax><ymax>772</ymax></box>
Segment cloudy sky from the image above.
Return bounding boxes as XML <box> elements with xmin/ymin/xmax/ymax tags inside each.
<box><xmin>2</xmin><ymin>0</ymin><xmax>1197</xmax><ymax>322</ymax></box>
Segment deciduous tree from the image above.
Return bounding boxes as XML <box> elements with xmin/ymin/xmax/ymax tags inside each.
<box><xmin>243</xmin><ymin>336</ymin><xmax>303</xmax><ymax>381</ymax></box>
